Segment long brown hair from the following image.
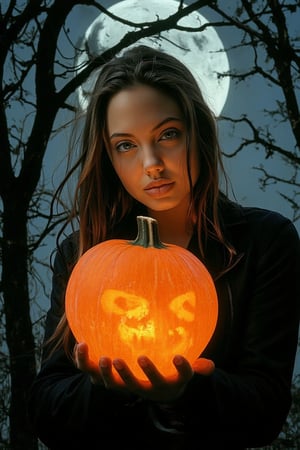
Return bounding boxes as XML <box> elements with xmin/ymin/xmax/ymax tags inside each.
<box><xmin>47</xmin><ymin>45</ymin><xmax>235</xmax><ymax>356</ymax></box>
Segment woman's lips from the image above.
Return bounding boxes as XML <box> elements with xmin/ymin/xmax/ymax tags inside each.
<box><xmin>144</xmin><ymin>181</ymin><xmax>174</xmax><ymax>197</ymax></box>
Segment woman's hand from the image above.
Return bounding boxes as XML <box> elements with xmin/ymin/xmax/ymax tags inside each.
<box><xmin>74</xmin><ymin>342</ymin><xmax>214</xmax><ymax>403</ymax></box>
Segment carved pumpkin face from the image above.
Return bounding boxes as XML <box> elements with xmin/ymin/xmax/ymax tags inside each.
<box><xmin>66</xmin><ymin>216</ymin><xmax>218</xmax><ymax>380</ymax></box>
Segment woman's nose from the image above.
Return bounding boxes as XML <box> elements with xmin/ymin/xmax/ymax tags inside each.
<box><xmin>142</xmin><ymin>146</ymin><xmax>164</xmax><ymax>177</ymax></box>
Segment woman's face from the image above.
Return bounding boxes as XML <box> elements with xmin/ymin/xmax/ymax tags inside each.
<box><xmin>106</xmin><ymin>84</ymin><xmax>200</xmax><ymax>214</ymax></box>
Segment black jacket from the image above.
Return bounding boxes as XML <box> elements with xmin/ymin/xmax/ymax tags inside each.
<box><xmin>28</xmin><ymin>202</ymin><xmax>300</xmax><ymax>449</ymax></box>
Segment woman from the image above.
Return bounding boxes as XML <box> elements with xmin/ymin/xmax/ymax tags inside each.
<box><xmin>28</xmin><ymin>45</ymin><xmax>300</xmax><ymax>449</ymax></box>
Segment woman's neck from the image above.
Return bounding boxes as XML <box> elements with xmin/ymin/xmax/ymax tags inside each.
<box><xmin>147</xmin><ymin>208</ymin><xmax>194</xmax><ymax>248</ymax></box>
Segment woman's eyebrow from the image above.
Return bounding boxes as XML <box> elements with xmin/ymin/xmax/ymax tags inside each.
<box><xmin>109</xmin><ymin>131</ymin><xmax>133</xmax><ymax>139</ymax></box>
<box><xmin>151</xmin><ymin>116</ymin><xmax>183</xmax><ymax>131</ymax></box>
<box><xmin>109</xmin><ymin>117</ymin><xmax>183</xmax><ymax>140</ymax></box>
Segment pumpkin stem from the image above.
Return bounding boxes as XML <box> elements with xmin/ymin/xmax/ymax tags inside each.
<box><xmin>131</xmin><ymin>216</ymin><xmax>167</xmax><ymax>249</ymax></box>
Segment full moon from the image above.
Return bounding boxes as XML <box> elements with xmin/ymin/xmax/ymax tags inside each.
<box><xmin>76</xmin><ymin>0</ymin><xmax>230</xmax><ymax>116</ymax></box>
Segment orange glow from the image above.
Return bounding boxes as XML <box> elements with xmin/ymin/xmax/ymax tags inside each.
<box><xmin>66</xmin><ymin>216</ymin><xmax>218</xmax><ymax>380</ymax></box>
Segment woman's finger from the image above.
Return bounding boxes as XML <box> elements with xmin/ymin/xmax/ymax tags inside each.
<box><xmin>75</xmin><ymin>342</ymin><xmax>90</xmax><ymax>369</ymax></box>
<box><xmin>137</xmin><ymin>356</ymin><xmax>164</xmax><ymax>386</ymax></box>
<box><xmin>99</xmin><ymin>356</ymin><xmax>115</xmax><ymax>388</ymax></box>
<box><xmin>74</xmin><ymin>343</ymin><xmax>103</xmax><ymax>384</ymax></box>
<box><xmin>172</xmin><ymin>355</ymin><xmax>194</xmax><ymax>380</ymax></box>
<box><xmin>192</xmin><ymin>358</ymin><xmax>215</xmax><ymax>376</ymax></box>
<box><xmin>112</xmin><ymin>358</ymin><xmax>141</xmax><ymax>390</ymax></box>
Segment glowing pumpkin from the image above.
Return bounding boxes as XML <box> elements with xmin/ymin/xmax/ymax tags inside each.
<box><xmin>66</xmin><ymin>216</ymin><xmax>218</xmax><ymax>380</ymax></box>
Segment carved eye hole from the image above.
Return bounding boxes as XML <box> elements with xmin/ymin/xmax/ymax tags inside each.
<box><xmin>169</xmin><ymin>291</ymin><xmax>196</xmax><ymax>322</ymax></box>
<box><xmin>101</xmin><ymin>289</ymin><xmax>149</xmax><ymax>319</ymax></box>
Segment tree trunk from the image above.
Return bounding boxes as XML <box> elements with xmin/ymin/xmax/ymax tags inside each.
<box><xmin>2</xmin><ymin>196</ymin><xmax>38</xmax><ymax>450</ymax></box>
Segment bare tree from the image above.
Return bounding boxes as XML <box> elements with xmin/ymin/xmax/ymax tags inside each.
<box><xmin>0</xmin><ymin>1</ymin><xmax>298</xmax><ymax>449</ymax></box>
<box><xmin>209</xmin><ymin>0</ymin><xmax>300</xmax><ymax>220</ymax></box>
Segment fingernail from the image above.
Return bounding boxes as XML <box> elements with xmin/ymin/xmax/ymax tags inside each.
<box><xmin>138</xmin><ymin>356</ymin><xmax>148</xmax><ymax>368</ymax></box>
<box><xmin>100</xmin><ymin>357</ymin><xmax>108</xmax><ymax>368</ymax></box>
<box><xmin>113</xmin><ymin>359</ymin><xmax>123</xmax><ymax>370</ymax></box>
<box><xmin>174</xmin><ymin>355</ymin><xmax>184</xmax><ymax>365</ymax></box>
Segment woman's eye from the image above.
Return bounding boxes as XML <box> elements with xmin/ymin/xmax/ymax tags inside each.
<box><xmin>160</xmin><ymin>129</ymin><xmax>180</xmax><ymax>140</ymax></box>
<box><xmin>116</xmin><ymin>141</ymin><xmax>135</xmax><ymax>152</ymax></box>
